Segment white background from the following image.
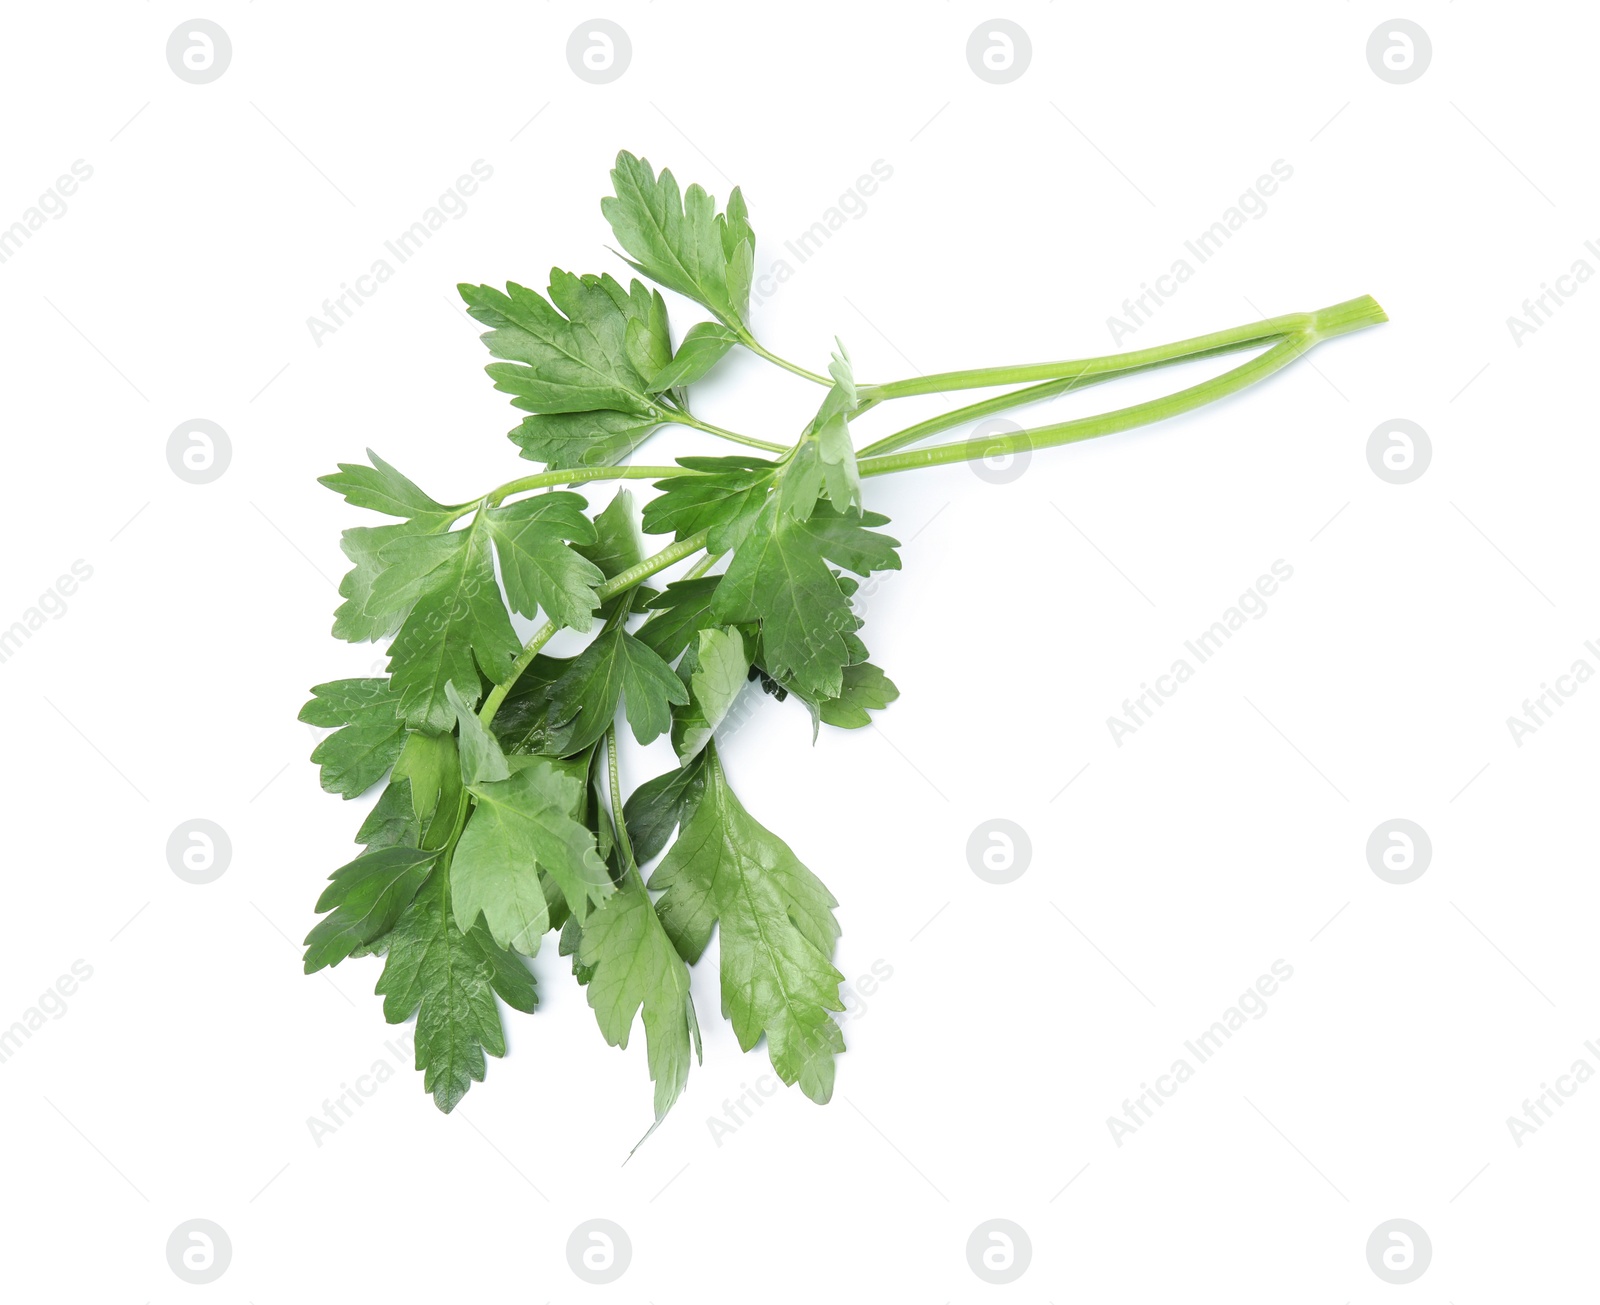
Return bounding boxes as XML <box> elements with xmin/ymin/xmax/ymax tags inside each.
<box><xmin>1</xmin><ymin>2</ymin><xmax>1595</xmax><ymax>1300</ymax></box>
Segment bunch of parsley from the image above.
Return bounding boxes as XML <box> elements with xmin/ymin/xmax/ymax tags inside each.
<box><xmin>301</xmin><ymin>150</ymin><xmax>1385</xmax><ymax>1131</ymax></box>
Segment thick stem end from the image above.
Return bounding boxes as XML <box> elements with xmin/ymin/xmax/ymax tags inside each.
<box><xmin>1308</xmin><ymin>295</ymin><xmax>1388</xmax><ymax>342</ymax></box>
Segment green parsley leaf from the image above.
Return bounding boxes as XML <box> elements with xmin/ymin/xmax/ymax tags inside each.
<box><xmin>303</xmin><ymin>845</ymin><xmax>439</xmax><ymax>973</ymax></box>
<box><xmin>374</xmin><ymin>514</ymin><xmax>520</xmax><ymax>732</ymax></box>
<box><xmin>648</xmin><ymin>745</ymin><xmax>844</xmax><ymax>1101</ymax></box>
<box><xmin>621</xmin><ymin>750</ymin><xmax>709</xmax><ymax>866</ymax></box>
<box><xmin>673</xmin><ymin>627</ymin><xmax>749</xmax><ymax>762</ymax></box>
<box><xmin>635</xmin><ymin>577</ymin><xmax>723</xmax><ymax>662</ymax></box>
<box><xmin>391</xmin><ymin>730</ymin><xmax>460</xmax><ymax>828</ymax></box>
<box><xmin>508</xmin><ymin>408</ymin><xmax>663</xmax><ymax>471</ymax></box>
<box><xmin>625</xmin><ymin>284</ymin><xmax>673</xmax><ymax>380</ymax></box>
<box><xmin>446</xmin><ymin>682</ymin><xmax>511</xmax><ymax>786</ymax></box>
<box><xmin>818</xmin><ymin>662</ymin><xmax>900</xmax><ymax>729</ymax></box>
<box><xmin>299</xmin><ymin>677</ymin><xmax>406</xmax><ymax>799</ymax></box>
<box><xmin>332</xmin><ymin>518</ymin><xmax>454</xmax><ymax>644</ymax></box>
<box><xmin>375</xmin><ymin>871</ymin><xmax>537</xmax><ymax>1113</ymax></box>
<box><xmin>577</xmin><ymin>873</ymin><xmax>702</xmax><ymax>1125</ymax></box>
<box><xmin>813</xmin><ymin>344</ymin><xmax>862</xmax><ymax>515</ymax></box>
<box><xmin>649</xmin><ymin>321</ymin><xmax>740</xmax><ymax>391</ymax></box>
<box><xmin>461</xmin><ymin>271</ymin><xmax>684</xmax><ymax>471</ymax></box>
<box><xmin>484</xmin><ymin>491</ymin><xmax>604</xmax><ymax>631</ymax></box>
<box><xmin>641</xmin><ymin>455</ymin><xmax>775</xmax><ymax>552</ymax></box>
<box><xmin>489</xmin><ymin>654</ymin><xmax>569</xmax><ymax>756</ymax></box>
<box><xmin>354</xmin><ymin>778</ymin><xmax>422</xmax><ymax>851</ymax></box>
<box><xmin>461</xmin><ymin>271</ymin><xmax>670</xmax><ymax>415</ymax></box>
<box><xmin>453</xmin><ymin>756</ymin><xmax>613</xmax><ymax>929</ymax></box>
<box><xmin>578</xmin><ymin>488</ymin><xmax>646</xmax><ymax>577</ymax></box>
<box><xmin>319</xmin><ymin>450</ymin><xmax>455</xmax><ymax>522</ymax></box>
<box><xmin>602</xmin><ymin>151</ymin><xmax>755</xmax><ymax>333</ymax></box>
<box><xmin>545</xmin><ymin>623</ymin><xmax>690</xmax><ymax>755</ymax></box>
<box><xmin>322</xmin><ymin>455</ymin><xmax>460</xmax><ymax>643</ymax></box>
<box><xmin>712</xmin><ymin>500</ymin><xmax>900</xmax><ymax>699</ymax></box>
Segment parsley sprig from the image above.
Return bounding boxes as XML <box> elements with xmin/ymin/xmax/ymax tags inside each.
<box><xmin>301</xmin><ymin>149</ymin><xmax>1386</xmax><ymax>1128</ymax></box>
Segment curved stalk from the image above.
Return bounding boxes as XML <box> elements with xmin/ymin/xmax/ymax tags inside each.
<box><xmin>669</xmin><ymin>411</ymin><xmax>787</xmax><ymax>454</ymax></box>
<box><xmin>855</xmin><ymin>295</ymin><xmax>1385</xmax><ymax>403</ymax></box>
<box><xmin>604</xmin><ymin>728</ymin><xmax>639</xmax><ymax>875</ymax></box>
<box><xmin>740</xmin><ymin>334</ymin><xmax>831</xmax><ymax>386</ymax></box>
<box><xmin>860</xmin><ymin>334</ymin><xmax>1313</xmax><ymax>479</ymax></box>
<box><xmin>855</xmin><ymin>335</ymin><xmax>1287</xmax><ymax>459</ymax></box>
<box><xmin>678</xmin><ymin>551</ymin><xmax>721</xmax><ymax>581</ymax></box>
<box><xmin>482</xmin><ymin>464</ymin><xmax>692</xmax><ymax>508</ymax></box>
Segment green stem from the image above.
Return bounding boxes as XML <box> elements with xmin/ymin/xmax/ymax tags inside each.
<box><xmin>483</xmin><ymin>463</ymin><xmax>690</xmax><ymax>508</ymax></box>
<box><xmin>632</xmin><ymin>549</ymin><xmax>718</xmax><ymax>637</ymax></box>
<box><xmin>740</xmin><ymin>334</ymin><xmax>831</xmax><ymax>386</ymax></box>
<box><xmin>595</xmin><ymin>530</ymin><xmax>714</xmax><ymax>604</ymax></box>
<box><xmin>679</xmin><ymin>551</ymin><xmax>721</xmax><ymax>581</ymax></box>
<box><xmin>855</xmin><ymin>335</ymin><xmax>1280</xmax><ymax>459</ymax></box>
<box><xmin>604</xmin><ymin>727</ymin><xmax>639</xmax><ymax>876</ymax></box>
<box><xmin>856</xmin><ymin>295</ymin><xmax>1386</xmax><ymax>403</ymax></box>
<box><xmin>479</xmin><ymin>528</ymin><xmax>713</xmax><ymax>727</ymax></box>
<box><xmin>671</xmin><ymin>411</ymin><xmax>787</xmax><ymax>454</ymax></box>
<box><xmin>477</xmin><ymin>622</ymin><xmax>561</xmax><ymax>727</ymax></box>
<box><xmin>860</xmin><ymin>333</ymin><xmax>1314</xmax><ymax>478</ymax></box>
<box><xmin>422</xmin><ymin>788</ymin><xmax>472</xmax><ymax>854</ymax></box>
